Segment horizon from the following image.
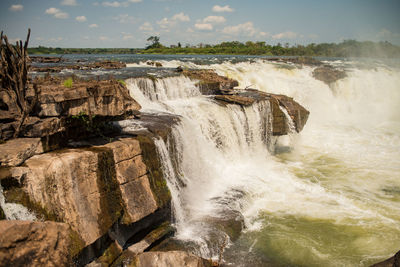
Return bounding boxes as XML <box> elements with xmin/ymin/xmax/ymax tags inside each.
<box><xmin>1</xmin><ymin>0</ymin><xmax>400</xmax><ymax>48</ymax></box>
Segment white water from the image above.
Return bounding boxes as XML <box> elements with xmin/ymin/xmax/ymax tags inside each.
<box><xmin>126</xmin><ymin>60</ymin><xmax>400</xmax><ymax>266</ymax></box>
<box><xmin>0</xmin><ymin>184</ymin><xmax>36</xmax><ymax>221</ymax></box>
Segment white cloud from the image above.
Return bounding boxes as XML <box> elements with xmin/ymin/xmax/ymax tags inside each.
<box><xmin>76</xmin><ymin>16</ymin><xmax>87</xmax><ymax>22</ymax></box>
<box><xmin>195</xmin><ymin>23</ymin><xmax>213</xmax><ymax>31</ymax></box>
<box><xmin>101</xmin><ymin>0</ymin><xmax>141</xmax><ymax>7</ymax></box>
<box><xmin>89</xmin><ymin>24</ymin><xmax>98</xmax><ymax>28</ymax></box>
<box><xmin>113</xmin><ymin>14</ymin><xmax>135</xmax><ymax>24</ymax></box>
<box><xmin>45</xmin><ymin>7</ymin><xmax>69</xmax><ymax>19</ymax></box>
<box><xmin>172</xmin><ymin>12</ymin><xmax>190</xmax><ymax>22</ymax></box>
<box><xmin>139</xmin><ymin>22</ymin><xmax>154</xmax><ymax>32</ymax></box>
<box><xmin>203</xmin><ymin>16</ymin><xmax>226</xmax><ymax>24</ymax></box>
<box><xmin>9</xmin><ymin>4</ymin><xmax>23</xmax><ymax>11</ymax></box>
<box><xmin>102</xmin><ymin>1</ymin><xmax>127</xmax><ymax>7</ymax></box>
<box><xmin>222</xmin><ymin>22</ymin><xmax>257</xmax><ymax>36</ymax></box>
<box><xmin>122</xmin><ymin>32</ymin><xmax>134</xmax><ymax>40</ymax></box>
<box><xmin>272</xmin><ymin>31</ymin><xmax>299</xmax><ymax>39</ymax></box>
<box><xmin>157</xmin><ymin>12</ymin><xmax>190</xmax><ymax>31</ymax></box>
<box><xmin>212</xmin><ymin>5</ymin><xmax>234</xmax><ymax>13</ymax></box>
<box><xmin>61</xmin><ymin>0</ymin><xmax>77</xmax><ymax>6</ymax></box>
<box><xmin>99</xmin><ymin>36</ymin><xmax>109</xmax><ymax>41</ymax></box>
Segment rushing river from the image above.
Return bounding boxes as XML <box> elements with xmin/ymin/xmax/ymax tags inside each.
<box><xmin>12</xmin><ymin>55</ymin><xmax>400</xmax><ymax>266</ymax></box>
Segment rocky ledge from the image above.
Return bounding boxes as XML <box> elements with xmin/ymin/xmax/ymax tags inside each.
<box><xmin>31</xmin><ymin>60</ymin><xmax>126</xmax><ymax>73</ymax></box>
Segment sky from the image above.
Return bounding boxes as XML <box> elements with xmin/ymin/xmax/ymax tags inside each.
<box><xmin>0</xmin><ymin>0</ymin><xmax>399</xmax><ymax>48</ymax></box>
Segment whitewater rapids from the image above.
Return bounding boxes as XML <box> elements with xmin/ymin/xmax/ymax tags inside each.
<box><xmin>126</xmin><ymin>58</ymin><xmax>400</xmax><ymax>267</ymax></box>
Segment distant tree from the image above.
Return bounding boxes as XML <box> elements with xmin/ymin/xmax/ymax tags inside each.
<box><xmin>178</xmin><ymin>42</ymin><xmax>182</xmax><ymax>48</ymax></box>
<box><xmin>146</xmin><ymin>36</ymin><xmax>162</xmax><ymax>49</ymax></box>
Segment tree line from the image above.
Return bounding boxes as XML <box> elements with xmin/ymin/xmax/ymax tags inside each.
<box><xmin>27</xmin><ymin>39</ymin><xmax>400</xmax><ymax>58</ymax></box>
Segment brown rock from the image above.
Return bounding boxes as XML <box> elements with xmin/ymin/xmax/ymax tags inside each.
<box><xmin>23</xmin><ymin>147</ymin><xmax>123</xmax><ymax>246</ymax></box>
<box><xmin>371</xmin><ymin>250</ymin><xmax>400</xmax><ymax>267</ymax></box>
<box><xmin>0</xmin><ymin>220</ymin><xmax>74</xmax><ymax>266</ymax></box>
<box><xmin>29</xmin><ymin>56</ymin><xmax>64</xmax><ymax>63</ymax></box>
<box><xmin>0</xmin><ymin>138</ymin><xmax>43</xmax><ymax>167</ymax></box>
<box><xmin>32</xmin><ymin>79</ymin><xmax>140</xmax><ymax>118</ymax></box>
<box><xmin>128</xmin><ymin>251</ymin><xmax>212</xmax><ymax>267</ymax></box>
<box><xmin>312</xmin><ymin>66</ymin><xmax>347</xmax><ymax>84</ymax></box>
<box><xmin>214</xmin><ymin>94</ymin><xmax>255</xmax><ymax>106</ymax></box>
<box><xmin>183</xmin><ymin>69</ymin><xmax>239</xmax><ymax>95</ymax></box>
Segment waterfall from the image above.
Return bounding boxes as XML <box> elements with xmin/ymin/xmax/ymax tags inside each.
<box><xmin>0</xmin><ymin>184</ymin><xmax>36</xmax><ymax>221</ymax></box>
<box><xmin>126</xmin><ymin>59</ymin><xmax>400</xmax><ymax>266</ymax></box>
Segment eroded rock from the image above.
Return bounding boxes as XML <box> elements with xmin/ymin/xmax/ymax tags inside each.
<box><xmin>312</xmin><ymin>66</ymin><xmax>347</xmax><ymax>84</ymax></box>
<box><xmin>128</xmin><ymin>251</ymin><xmax>213</xmax><ymax>267</ymax></box>
<box><xmin>183</xmin><ymin>69</ymin><xmax>239</xmax><ymax>95</ymax></box>
<box><xmin>0</xmin><ymin>220</ymin><xmax>75</xmax><ymax>266</ymax></box>
<box><xmin>0</xmin><ymin>138</ymin><xmax>44</xmax><ymax>167</ymax></box>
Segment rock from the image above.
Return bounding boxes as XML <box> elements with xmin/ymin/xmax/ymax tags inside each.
<box><xmin>213</xmin><ymin>88</ymin><xmax>309</xmax><ymax>135</ymax></box>
<box><xmin>0</xmin><ymin>206</ymin><xmax>5</xmax><ymax>220</ymax></box>
<box><xmin>312</xmin><ymin>66</ymin><xmax>347</xmax><ymax>84</ymax></box>
<box><xmin>86</xmin><ymin>241</ymin><xmax>123</xmax><ymax>267</ymax></box>
<box><xmin>128</xmin><ymin>251</ymin><xmax>213</xmax><ymax>267</ymax></box>
<box><xmin>371</xmin><ymin>250</ymin><xmax>400</xmax><ymax>267</ymax></box>
<box><xmin>205</xmin><ymin>210</ymin><xmax>245</xmax><ymax>242</ymax></box>
<box><xmin>183</xmin><ymin>69</ymin><xmax>239</xmax><ymax>95</ymax></box>
<box><xmin>22</xmin><ymin>147</ymin><xmax>123</xmax><ymax>246</ymax></box>
<box><xmin>0</xmin><ymin>138</ymin><xmax>44</xmax><ymax>167</ymax></box>
<box><xmin>146</xmin><ymin>61</ymin><xmax>163</xmax><ymax>67</ymax></box>
<box><xmin>29</xmin><ymin>56</ymin><xmax>64</xmax><ymax>63</ymax></box>
<box><xmin>126</xmin><ymin>222</ymin><xmax>174</xmax><ymax>255</ymax></box>
<box><xmin>0</xmin><ymin>220</ymin><xmax>74</xmax><ymax>266</ymax></box>
<box><xmin>32</xmin><ymin>79</ymin><xmax>140</xmax><ymax>118</ymax></box>
<box><xmin>30</xmin><ymin>60</ymin><xmax>125</xmax><ymax>73</ymax></box>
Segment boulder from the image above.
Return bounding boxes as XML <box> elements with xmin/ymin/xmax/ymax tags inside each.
<box><xmin>0</xmin><ymin>220</ymin><xmax>75</xmax><ymax>266</ymax></box>
<box><xmin>213</xmin><ymin>88</ymin><xmax>309</xmax><ymax>135</ymax></box>
<box><xmin>0</xmin><ymin>138</ymin><xmax>44</xmax><ymax>167</ymax></box>
<box><xmin>128</xmin><ymin>251</ymin><xmax>213</xmax><ymax>267</ymax></box>
<box><xmin>183</xmin><ymin>69</ymin><xmax>239</xmax><ymax>95</ymax></box>
<box><xmin>312</xmin><ymin>66</ymin><xmax>347</xmax><ymax>84</ymax></box>
<box><xmin>371</xmin><ymin>250</ymin><xmax>400</xmax><ymax>267</ymax></box>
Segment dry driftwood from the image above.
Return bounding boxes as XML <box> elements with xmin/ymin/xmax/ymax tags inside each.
<box><xmin>0</xmin><ymin>28</ymin><xmax>39</xmax><ymax>138</ymax></box>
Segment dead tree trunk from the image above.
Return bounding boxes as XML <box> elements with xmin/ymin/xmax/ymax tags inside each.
<box><xmin>0</xmin><ymin>28</ymin><xmax>39</xmax><ymax>138</ymax></box>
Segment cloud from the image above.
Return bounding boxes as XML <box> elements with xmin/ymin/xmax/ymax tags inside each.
<box><xmin>101</xmin><ymin>0</ymin><xmax>141</xmax><ymax>7</ymax></box>
<box><xmin>45</xmin><ymin>7</ymin><xmax>69</xmax><ymax>19</ymax></box>
<box><xmin>203</xmin><ymin>16</ymin><xmax>226</xmax><ymax>24</ymax></box>
<box><xmin>195</xmin><ymin>23</ymin><xmax>213</xmax><ymax>31</ymax></box>
<box><xmin>9</xmin><ymin>4</ymin><xmax>23</xmax><ymax>11</ymax></box>
<box><xmin>122</xmin><ymin>32</ymin><xmax>134</xmax><ymax>40</ymax></box>
<box><xmin>76</xmin><ymin>16</ymin><xmax>87</xmax><ymax>22</ymax></box>
<box><xmin>139</xmin><ymin>22</ymin><xmax>154</xmax><ymax>32</ymax></box>
<box><xmin>222</xmin><ymin>22</ymin><xmax>257</xmax><ymax>36</ymax></box>
<box><xmin>89</xmin><ymin>24</ymin><xmax>98</xmax><ymax>28</ymax></box>
<box><xmin>172</xmin><ymin>12</ymin><xmax>190</xmax><ymax>22</ymax></box>
<box><xmin>61</xmin><ymin>0</ymin><xmax>77</xmax><ymax>6</ymax></box>
<box><xmin>212</xmin><ymin>5</ymin><xmax>234</xmax><ymax>13</ymax></box>
<box><xmin>99</xmin><ymin>36</ymin><xmax>109</xmax><ymax>41</ymax></box>
<box><xmin>113</xmin><ymin>14</ymin><xmax>136</xmax><ymax>23</ymax></box>
<box><xmin>272</xmin><ymin>31</ymin><xmax>299</xmax><ymax>39</ymax></box>
<box><xmin>157</xmin><ymin>12</ymin><xmax>190</xmax><ymax>30</ymax></box>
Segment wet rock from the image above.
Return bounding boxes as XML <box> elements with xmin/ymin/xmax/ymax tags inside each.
<box><xmin>30</xmin><ymin>56</ymin><xmax>64</xmax><ymax>63</ymax></box>
<box><xmin>183</xmin><ymin>69</ymin><xmax>239</xmax><ymax>95</ymax></box>
<box><xmin>312</xmin><ymin>66</ymin><xmax>347</xmax><ymax>84</ymax></box>
<box><xmin>0</xmin><ymin>138</ymin><xmax>44</xmax><ymax>167</ymax></box>
<box><xmin>86</xmin><ymin>241</ymin><xmax>123</xmax><ymax>267</ymax></box>
<box><xmin>371</xmin><ymin>250</ymin><xmax>400</xmax><ymax>267</ymax></box>
<box><xmin>128</xmin><ymin>251</ymin><xmax>213</xmax><ymax>267</ymax></box>
<box><xmin>213</xmin><ymin>88</ymin><xmax>309</xmax><ymax>135</ymax></box>
<box><xmin>0</xmin><ymin>220</ymin><xmax>74</xmax><ymax>266</ymax></box>
<box><xmin>126</xmin><ymin>222</ymin><xmax>174</xmax><ymax>255</ymax></box>
<box><xmin>146</xmin><ymin>61</ymin><xmax>163</xmax><ymax>67</ymax></box>
<box><xmin>205</xmin><ymin>210</ymin><xmax>245</xmax><ymax>242</ymax></box>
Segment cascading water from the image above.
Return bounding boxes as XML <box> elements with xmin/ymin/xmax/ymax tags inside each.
<box><xmin>126</xmin><ymin>59</ymin><xmax>400</xmax><ymax>266</ymax></box>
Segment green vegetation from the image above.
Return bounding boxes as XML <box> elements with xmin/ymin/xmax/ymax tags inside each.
<box><xmin>117</xmin><ymin>79</ymin><xmax>126</xmax><ymax>86</ymax></box>
<box><xmin>63</xmin><ymin>77</ymin><xmax>73</xmax><ymax>88</ymax></box>
<box><xmin>27</xmin><ymin>39</ymin><xmax>400</xmax><ymax>58</ymax></box>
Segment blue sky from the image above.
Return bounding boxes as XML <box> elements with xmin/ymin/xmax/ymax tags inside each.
<box><xmin>1</xmin><ymin>0</ymin><xmax>399</xmax><ymax>48</ymax></box>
